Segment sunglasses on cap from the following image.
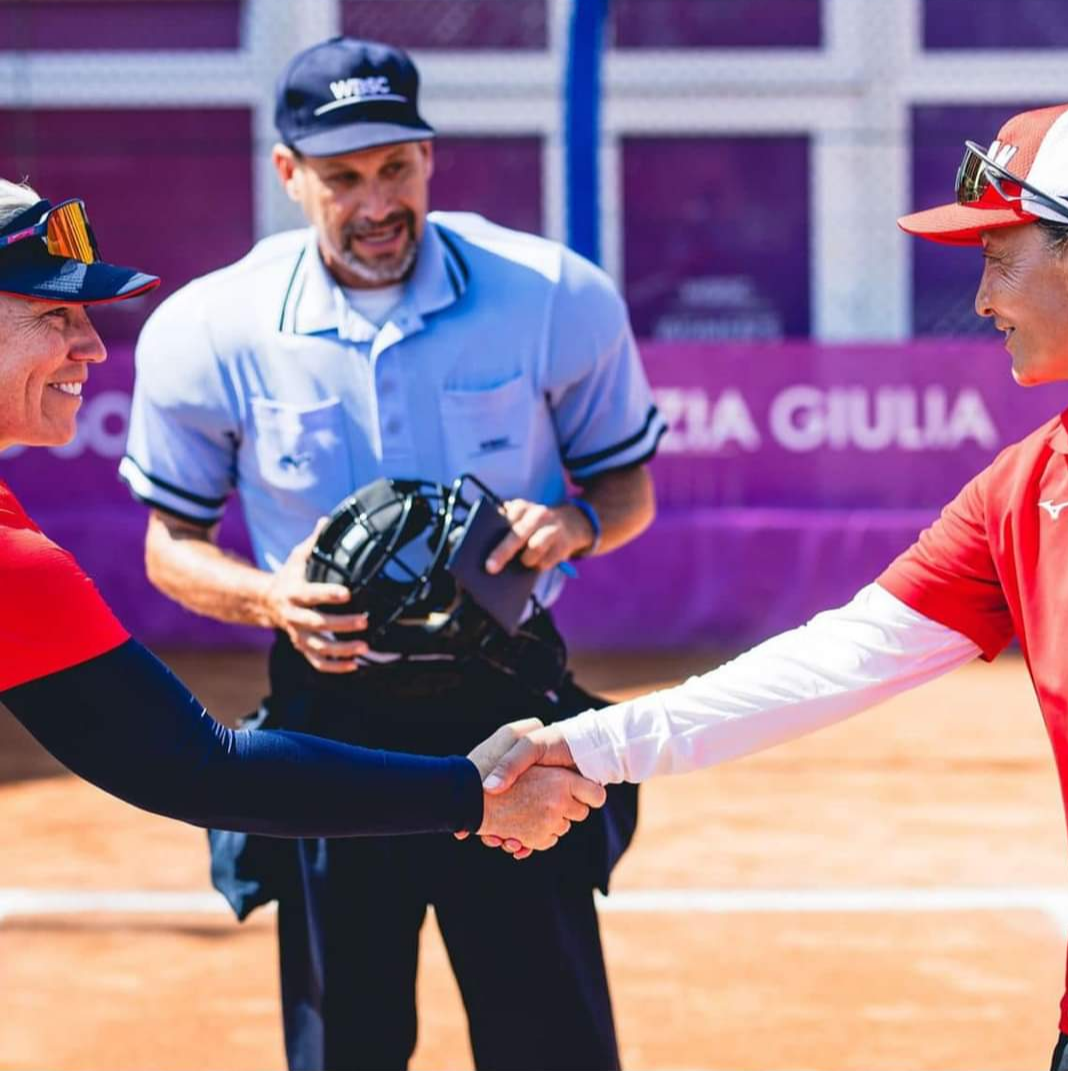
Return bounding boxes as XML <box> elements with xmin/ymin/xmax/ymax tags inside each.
<box><xmin>956</xmin><ymin>140</ymin><xmax>1068</xmax><ymax>224</ymax></box>
<box><xmin>0</xmin><ymin>198</ymin><xmax>100</xmax><ymax>265</ymax></box>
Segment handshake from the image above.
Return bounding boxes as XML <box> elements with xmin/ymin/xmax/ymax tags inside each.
<box><xmin>463</xmin><ymin>720</ymin><xmax>590</xmax><ymax>860</ymax></box>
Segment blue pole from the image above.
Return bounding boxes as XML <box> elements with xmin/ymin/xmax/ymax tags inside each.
<box><xmin>564</xmin><ymin>0</ymin><xmax>609</xmax><ymax>265</ymax></box>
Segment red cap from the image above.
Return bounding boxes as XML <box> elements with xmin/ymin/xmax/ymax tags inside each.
<box><xmin>899</xmin><ymin>104</ymin><xmax>1068</xmax><ymax>246</ymax></box>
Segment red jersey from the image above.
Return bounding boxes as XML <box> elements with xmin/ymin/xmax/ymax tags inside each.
<box><xmin>879</xmin><ymin>407</ymin><xmax>1068</xmax><ymax>1030</ymax></box>
<box><xmin>0</xmin><ymin>480</ymin><xmax>128</xmax><ymax>691</ymax></box>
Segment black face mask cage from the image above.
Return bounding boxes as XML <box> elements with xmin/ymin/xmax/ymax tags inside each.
<box><xmin>307</xmin><ymin>473</ymin><xmax>505</xmax><ymax>646</ymax></box>
<box><xmin>305</xmin><ymin>473</ymin><xmax>568</xmax><ymax>694</ymax></box>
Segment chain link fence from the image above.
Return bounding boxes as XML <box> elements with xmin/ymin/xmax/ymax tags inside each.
<box><xmin>2</xmin><ymin>0</ymin><xmax>1068</xmax><ymax>342</ymax></box>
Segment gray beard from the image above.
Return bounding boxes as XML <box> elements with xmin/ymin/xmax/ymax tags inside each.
<box><xmin>337</xmin><ymin>234</ymin><xmax>418</xmax><ymax>286</ymax></box>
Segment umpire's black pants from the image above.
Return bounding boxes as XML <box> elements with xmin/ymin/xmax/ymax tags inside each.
<box><xmin>265</xmin><ymin>640</ymin><xmax>636</xmax><ymax>1071</ymax></box>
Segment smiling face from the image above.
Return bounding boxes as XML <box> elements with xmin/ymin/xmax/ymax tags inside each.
<box><xmin>273</xmin><ymin>139</ymin><xmax>433</xmax><ymax>289</ymax></box>
<box><xmin>974</xmin><ymin>224</ymin><xmax>1068</xmax><ymax>386</ymax></box>
<box><xmin>0</xmin><ymin>294</ymin><xmax>106</xmax><ymax>451</ymax></box>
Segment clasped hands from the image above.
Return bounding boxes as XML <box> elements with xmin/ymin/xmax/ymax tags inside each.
<box><xmin>464</xmin><ymin>719</ymin><xmax>586</xmax><ymax>860</ymax></box>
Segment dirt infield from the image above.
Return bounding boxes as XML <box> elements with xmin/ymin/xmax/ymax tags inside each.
<box><xmin>1</xmin><ymin>649</ymin><xmax>1066</xmax><ymax>1069</ymax></box>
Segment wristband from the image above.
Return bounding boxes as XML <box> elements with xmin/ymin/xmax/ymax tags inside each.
<box><xmin>568</xmin><ymin>496</ymin><xmax>602</xmax><ymax>558</ymax></box>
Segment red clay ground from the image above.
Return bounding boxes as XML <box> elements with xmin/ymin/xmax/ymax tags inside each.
<box><xmin>1</xmin><ymin>650</ymin><xmax>1065</xmax><ymax>1069</ymax></box>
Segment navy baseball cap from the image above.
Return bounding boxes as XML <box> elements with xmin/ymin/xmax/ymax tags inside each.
<box><xmin>0</xmin><ymin>198</ymin><xmax>159</xmax><ymax>305</ymax></box>
<box><xmin>275</xmin><ymin>36</ymin><xmax>435</xmax><ymax>157</ymax></box>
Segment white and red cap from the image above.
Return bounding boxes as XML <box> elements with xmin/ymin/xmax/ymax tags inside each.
<box><xmin>899</xmin><ymin>103</ymin><xmax>1068</xmax><ymax>245</ymax></box>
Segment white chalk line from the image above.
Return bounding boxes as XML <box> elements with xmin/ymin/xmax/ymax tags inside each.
<box><xmin>2</xmin><ymin>886</ymin><xmax>1068</xmax><ymax>933</ymax></box>
<box><xmin>609</xmin><ymin>888</ymin><xmax>1068</xmax><ymax>937</ymax></box>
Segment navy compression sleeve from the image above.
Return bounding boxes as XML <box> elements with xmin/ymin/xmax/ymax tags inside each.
<box><xmin>0</xmin><ymin>639</ymin><xmax>483</xmax><ymax>837</ymax></box>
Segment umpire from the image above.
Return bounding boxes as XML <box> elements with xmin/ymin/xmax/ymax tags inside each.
<box><xmin>121</xmin><ymin>36</ymin><xmax>665</xmax><ymax>1071</ymax></box>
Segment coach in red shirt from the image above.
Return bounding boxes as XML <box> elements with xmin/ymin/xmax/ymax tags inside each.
<box><xmin>480</xmin><ymin>104</ymin><xmax>1068</xmax><ymax>1066</ymax></box>
<box><xmin>0</xmin><ymin>177</ymin><xmax>602</xmax><ymax>853</ymax></box>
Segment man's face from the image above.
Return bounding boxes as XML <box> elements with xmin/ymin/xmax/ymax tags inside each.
<box><xmin>975</xmin><ymin>224</ymin><xmax>1068</xmax><ymax>386</ymax></box>
<box><xmin>274</xmin><ymin>140</ymin><xmax>433</xmax><ymax>289</ymax></box>
<box><xmin>0</xmin><ymin>294</ymin><xmax>106</xmax><ymax>450</ymax></box>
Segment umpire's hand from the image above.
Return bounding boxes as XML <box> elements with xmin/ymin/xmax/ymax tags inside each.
<box><xmin>484</xmin><ymin>498</ymin><xmax>595</xmax><ymax>574</ymax></box>
<box><xmin>264</xmin><ymin>522</ymin><xmax>370</xmax><ymax>674</ymax></box>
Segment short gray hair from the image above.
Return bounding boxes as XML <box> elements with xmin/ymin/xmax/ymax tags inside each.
<box><xmin>1036</xmin><ymin>217</ymin><xmax>1068</xmax><ymax>256</ymax></box>
<box><xmin>0</xmin><ymin>178</ymin><xmax>40</xmax><ymax>231</ymax></box>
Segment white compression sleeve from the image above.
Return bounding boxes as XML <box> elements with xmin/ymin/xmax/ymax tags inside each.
<box><xmin>560</xmin><ymin>583</ymin><xmax>982</xmax><ymax>784</ymax></box>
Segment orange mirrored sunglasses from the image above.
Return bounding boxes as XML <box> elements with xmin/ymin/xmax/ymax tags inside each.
<box><xmin>0</xmin><ymin>199</ymin><xmax>100</xmax><ymax>264</ymax></box>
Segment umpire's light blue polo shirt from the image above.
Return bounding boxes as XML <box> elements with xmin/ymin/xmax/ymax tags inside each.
<box><xmin>120</xmin><ymin>212</ymin><xmax>665</xmax><ymax>607</ymax></box>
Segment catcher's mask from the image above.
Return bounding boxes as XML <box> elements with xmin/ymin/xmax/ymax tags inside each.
<box><xmin>305</xmin><ymin>475</ymin><xmax>567</xmax><ymax>693</ymax></box>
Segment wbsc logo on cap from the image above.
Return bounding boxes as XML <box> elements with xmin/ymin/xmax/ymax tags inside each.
<box><xmin>276</xmin><ymin>36</ymin><xmax>436</xmax><ymax>157</ymax></box>
<box><xmin>317</xmin><ymin>76</ymin><xmax>409</xmax><ymax>115</ymax></box>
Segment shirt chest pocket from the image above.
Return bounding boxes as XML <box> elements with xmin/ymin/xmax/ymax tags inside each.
<box><xmin>248</xmin><ymin>397</ymin><xmax>354</xmax><ymax>506</ymax></box>
<box><xmin>439</xmin><ymin>374</ymin><xmax>534</xmax><ymax>498</ymax></box>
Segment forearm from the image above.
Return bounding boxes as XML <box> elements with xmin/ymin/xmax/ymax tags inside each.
<box><xmin>573</xmin><ymin>464</ymin><xmax>655</xmax><ymax>556</ymax></box>
<box><xmin>560</xmin><ymin>583</ymin><xmax>982</xmax><ymax>783</ymax></box>
<box><xmin>145</xmin><ymin>512</ymin><xmax>274</xmax><ymax>628</ymax></box>
<box><xmin>1</xmin><ymin>640</ymin><xmax>483</xmax><ymax>836</ymax></box>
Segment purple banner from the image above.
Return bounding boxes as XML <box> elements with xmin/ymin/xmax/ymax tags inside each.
<box><xmin>910</xmin><ymin>103</ymin><xmax>1055</xmax><ymax>336</ymax></box>
<box><xmin>555</xmin><ymin>340</ymin><xmax>1068</xmax><ymax>647</ymax></box>
<box><xmin>623</xmin><ymin>135</ymin><xmax>810</xmax><ymax>340</ymax></box>
<box><xmin>613</xmin><ymin>0</ymin><xmax>821</xmax><ymax>49</ymax></box>
<box><xmin>924</xmin><ymin>0</ymin><xmax>1068</xmax><ymax>50</ymax></box>
<box><xmin>0</xmin><ymin>1</ymin><xmax>241</xmax><ymax>52</ymax></box>
<box><xmin>341</xmin><ymin>1</ymin><xmax>547</xmax><ymax>50</ymax></box>
<box><xmin>7</xmin><ymin>341</ymin><xmax>1067</xmax><ymax>651</ymax></box>
<box><xmin>639</xmin><ymin>339</ymin><xmax>1063</xmax><ymax>509</ymax></box>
